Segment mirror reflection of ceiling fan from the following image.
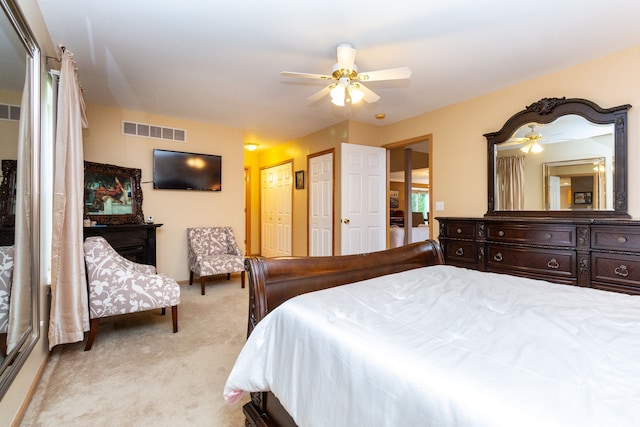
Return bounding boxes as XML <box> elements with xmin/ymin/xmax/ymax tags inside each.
<box><xmin>280</xmin><ymin>43</ymin><xmax>411</xmax><ymax>106</ymax></box>
<box><xmin>519</xmin><ymin>124</ymin><xmax>544</xmax><ymax>153</ymax></box>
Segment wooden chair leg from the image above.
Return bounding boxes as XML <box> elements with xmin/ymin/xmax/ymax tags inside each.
<box><xmin>0</xmin><ymin>332</ymin><xmax>7</xmax><ymax>358</ymax></box>
<box><xmin>189</xmin><ymin>271</ymin><xmax>194</xmax><ymax>286</ymax></box>
<box><xmin>241</xmin><ymin>270</ymin><xmax>245</xmax><ymax>289</ymax></box>
<box><xmin>171</xmin><ymin>305</ymin><xmax>178</xmax><ymax>333</ymax></box>
<box><xmin>161</xmin><ymin>307</ymin><xmax>166</xmax><ymax>315</ymax></box>
<box><xmin>84</xmin><ymin>318</ymin><xmax>100</xmax><ymax>351</ymax></box>
<box><xmin>200</xmin><ymin>276</ymin><xmax>206</xmax><ymax>295</ymax></box>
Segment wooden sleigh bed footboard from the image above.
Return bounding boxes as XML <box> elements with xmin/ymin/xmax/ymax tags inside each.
<box><xmin>241</xmin><ymin>240</ymin><xmax>445</xmax><ymax>427</ymax></box>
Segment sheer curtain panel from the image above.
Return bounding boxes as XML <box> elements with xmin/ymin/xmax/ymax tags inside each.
<box><xmin>48</xmin><ymin>48</ymin><xmax>89</xmax><ymax>349</ymax></box>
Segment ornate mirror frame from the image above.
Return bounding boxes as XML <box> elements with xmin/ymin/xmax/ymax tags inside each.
<box><xmin>484</xmin><ymin>97</ymin><xmax>631</xmax><ymax>218</ymax></box>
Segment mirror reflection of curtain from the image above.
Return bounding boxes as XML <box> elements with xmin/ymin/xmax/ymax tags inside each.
<box><xmin>7</xmin><ymin>59</ymin><xmax>32</xmax><ymax>352</ymax></box>
<box><xmin>496</xmin><ymin>155</ymin><xmax>525</xmax><ymax>210</ymax></box>
<box><xmin>48</xmin><ymin>48</ymin><xmax>89</xmax><ymax>349</ymax></box>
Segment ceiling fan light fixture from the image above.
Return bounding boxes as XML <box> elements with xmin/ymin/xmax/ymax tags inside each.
<box><xmin>530</xmin><ymin>142</ymin><xmax>543</xmax><ymax>153</ymax></box>
<box><xmin>348</xmin><ymin>84</ymin><xmax>364</xmax><ymax>104</ymax></box>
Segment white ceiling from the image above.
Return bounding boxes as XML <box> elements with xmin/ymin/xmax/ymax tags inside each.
<box><xmin>35</xmin><ymin>0</ymin><xmax>640</xmax><ymax>149</ymax></box>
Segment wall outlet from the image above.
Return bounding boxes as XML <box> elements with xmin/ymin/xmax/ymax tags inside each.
<box><xmin>435</xmin><ymin>201</ymin><xmax>445</xmax><ymax>211</ymax></box>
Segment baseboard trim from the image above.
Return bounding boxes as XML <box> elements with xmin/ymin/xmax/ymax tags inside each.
<box><xmin>10</xmin><ymin>351</ymin><xmax>50</xmax><ymax>427</ymax></box>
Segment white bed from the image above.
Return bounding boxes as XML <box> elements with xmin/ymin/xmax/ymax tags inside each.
<box><xmin>225</xmin><ymin>264</ymin><xmax>640</xmax><ymax>427</ymax></box>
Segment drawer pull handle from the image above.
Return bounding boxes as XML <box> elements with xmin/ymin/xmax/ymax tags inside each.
<box><xmin>455</xmin><ymin>247</ymin><xmax>464</xmax><ymax>256</ymax></box>
<box><xmin>493</xmin><ymin>253</ymin><xmax>503</xmax><ymax>262</ymax></box>
<box><xmin>614</xmin><ymin>265</ymin><xmax>629</xmax><ymax>277</ymax></box>
<box><xmin>618</xmin><ymin>236</ymin><xmax>628</xmax><ymax>244</ymax></box>
<box><xmin>498</xmin><ymin>230</ymin><xmax>505</xmax><ymax>237</ymax></box>
<box><xmin>547</xmin><ymin>259</ymin><xmax>559</xmax><ymax>269</ymax></box>
<box><xmin>456</xmin><ymin>228</ymin><xmax>462</xmax><ymax>234</ymax></box>
<box><xmin>545</xmin><ymin>233</ymin><xmax>552</xmax><ymax>240</ymax></box>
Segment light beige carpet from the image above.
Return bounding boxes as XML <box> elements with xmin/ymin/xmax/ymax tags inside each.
<box><xmin>21</xmin><ymin>276</ymin><xmax>250</xmax><ymax>426</ymax></box>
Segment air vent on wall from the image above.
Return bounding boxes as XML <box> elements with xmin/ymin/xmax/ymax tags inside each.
<box><xmin>0</xmin><ymin>104</ymin><xmax>20</xmax><ymax>122</ymax></box>
<box><xmin>122</xmin><ymin>120</ymin><xmax>186</xmax><ymax>142</ymax></box>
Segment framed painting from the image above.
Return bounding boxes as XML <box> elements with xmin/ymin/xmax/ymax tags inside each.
<box><xmin>0</xmin><ymin>159</ymin><xmax>17</xmax><ymax>227</ymax></box>
<box><xmin>573</xmin><ymin>191</ymin><xmax>593</xmax><ymax>206</ymax></box>
<box><xmin>84</xmin><ymin>161</ymin><xmax>144</xmax><ymax>225</ymax></box>
<box><xmin>295</xmin><ymin>170</ymin><xmax>305</xmax><ymax>190</ymax></box>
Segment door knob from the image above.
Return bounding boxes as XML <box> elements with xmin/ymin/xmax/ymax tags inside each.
<box><xmin>343</xmin><ymin>218</ymin><xmax>350</xmax><ymax>224</ymax></box>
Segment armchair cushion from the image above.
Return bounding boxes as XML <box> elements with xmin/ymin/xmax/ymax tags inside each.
<box><xmin>84</xmin><ymin>237</ymin><xmax>180</xmax><ymax>319</ymax></box>
<box><xmin>187</xmin><ymin>227</ymin><xmax>245</xmax><ymax>294</ymax></box>
<box><xmin>0</xmin><ymin>246</ymin><xmax>14</xmax><ymax>334</ymax></box>
<box><xmin>187</xmin><ymin>227</ymin><xmax>244</xmax><ymax>277</ymax></box>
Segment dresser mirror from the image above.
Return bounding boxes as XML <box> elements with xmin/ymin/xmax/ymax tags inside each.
<box><xmin>0</xmin><ymin>0</ymin><xmax>40</xmax><ymax>399</ymax></box>
<box><xmin>484</xmin><ymin>97</ymin><xmax>631</xmax><ymax>218</ymax></box>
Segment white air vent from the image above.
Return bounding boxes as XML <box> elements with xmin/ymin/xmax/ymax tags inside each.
<box><xmin>122</xmin><ymin>120</ymin><xmax>186</xmax><ymax>142</ymax></box>
<box><xmin>0</xmin><ymin>104</ymin><xmax>20</xmax><ymax>122</ymax></box>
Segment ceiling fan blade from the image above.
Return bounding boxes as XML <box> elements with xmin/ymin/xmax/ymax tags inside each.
<box><xmin>281</xmin><ymin>71</ymin><xmax>333</xmax><ymax>80</ymax></box>
<box><xmin>356</xmin><ymin>83</ymin><xmax>380</xmax><ymax>103</ymax></box>
<box><xmin>336</xmin><ymin>43</ymin><xmax>356</xmax><ymax>71</ymax></box>
<box><xmin>308</xmin><ymin>85</ymin><xmax>332</xmax><ymax>102</ymax></box>
<box><xmin>356</xmin><ymin>67</ymin><xmax>412</xmax><ymax>82</ymax></box>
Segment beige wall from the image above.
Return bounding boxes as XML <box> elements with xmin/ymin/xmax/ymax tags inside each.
<box><xmin>380</xmin><ymin>45</ymin><xmax>640</xmax><ymax>226</ymax></box>
<box><xmin>82</xmin><ymin>104</ymin><xmax>246</xmax><ymax>281</ymax></box>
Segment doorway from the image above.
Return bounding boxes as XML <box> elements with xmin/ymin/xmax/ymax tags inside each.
<box><xmin>384</xmin><ymin>135</ymin><xmax>433</xmax><ymax>247</ymax></box>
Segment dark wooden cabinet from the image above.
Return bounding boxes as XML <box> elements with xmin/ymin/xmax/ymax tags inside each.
<box><xmin>83</xmin><ymin>223</ymin><xmax>162</xmax><ymax>266</ymax></box>
<box><xmin>437</xmin><ymin>217</ymin><xmax>640</xmax><ymax>294</ymax></box>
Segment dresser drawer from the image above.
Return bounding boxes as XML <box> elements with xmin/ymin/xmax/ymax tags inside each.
<box><xmin>591</xmin><ymin>252</ymin><xmax>640</xmax><ymax>291</ymax></box>
<box><xmin>443</xmin><ymin>240</ymin><xmax>476</xmax><ymax>264</ymax></box>
<box><xmin>486</xmin><ymin>245</ymin><xmax>576</xmax><ymax>279</ymax></box>
<box><xmin>591</xmin><ymin>226</ymin><xmax>640</xmax><ymax>252</ymax></box>
<box><xmin>442</xmin><ymin>221</ymin><xmax>476</xmax><ymax>239</ymax></box>
<box><xmin>486</xmin><ymin>223</ymin><xmax>576</xmax><ymax>247</ymax></box>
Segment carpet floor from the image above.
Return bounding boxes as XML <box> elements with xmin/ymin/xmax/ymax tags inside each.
<box><xmin>20</xmin><ymin>276</ymin><xmax>250</xmax><ymax>426</ymax></box>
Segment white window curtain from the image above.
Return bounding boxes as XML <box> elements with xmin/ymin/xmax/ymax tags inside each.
<box><xmin>7</xmin><ymin>60</ymin><xmax>33</xmax><ymax>352</ymax></box>
<box><xmin>48</xmin><ymin>48</ymin><xmax>89</xmax><ymax>349</ymax></box>
<box><xmin>495</xmin><ymin>155</ymin><xmax>525</xmax><ymax>211</ymax></box>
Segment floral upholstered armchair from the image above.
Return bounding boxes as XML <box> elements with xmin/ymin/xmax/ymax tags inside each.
<box><xmin>0</xmin><ymin>245</ymin><xmax>14</xmax><ymax>357</ymax></box>
<box><xmin>83</xmin><ymin>236</ymin><xmax>180</xmax><ymax>351</ymax></box>
<box><xmin>187</xmin><ymin>227</ymin><xmax>245</xmax><ymax>295</ymax></box>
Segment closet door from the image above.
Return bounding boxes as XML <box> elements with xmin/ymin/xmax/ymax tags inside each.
<box><xmin>261</xmin><ymin>162</ymin><xmax>292</xmax><ymax>257</ymax></box>
<box><xmin>309</xmin><ymin>151</ymin><xmax>333</xmax><ymax>256</ymax></box>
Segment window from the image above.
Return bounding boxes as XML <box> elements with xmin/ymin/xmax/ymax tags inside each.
<box><xmin>411</xmin><ymin>188</ymin><xmax>429</xmax><ymax>223</ymax></box>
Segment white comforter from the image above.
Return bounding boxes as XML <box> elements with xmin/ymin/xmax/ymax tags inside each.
<box><xmin>224</xmin><ymin>265</ymin><xmax>640</xmax><ymax>427</ymax></box>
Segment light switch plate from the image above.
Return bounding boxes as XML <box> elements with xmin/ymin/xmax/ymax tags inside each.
<box><xmin>435</xmin><ymin>201</ymin><xmax>445</xmax><ymax>211</ymax></box>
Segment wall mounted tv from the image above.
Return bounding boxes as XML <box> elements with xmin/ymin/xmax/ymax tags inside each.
<box><xmin>153</xmin><ymin>149</ymin><xmax>222</xmax><ymax>191</ymax></box>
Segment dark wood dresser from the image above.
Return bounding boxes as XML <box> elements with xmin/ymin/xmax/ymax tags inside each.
<box><xmin>437</xmin><ymin>217</ymin><xmax>640</xmax><ymax>294</ymax></box>
<box><xmin>83</xmin><ymin>223</ymin><xmax>162</xmax><ymax>266</ymax></box>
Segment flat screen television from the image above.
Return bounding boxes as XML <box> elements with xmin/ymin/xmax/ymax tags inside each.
<box><xmin>153</xmin><ymin>149</ymin><xmax>222</xmax><ymax>191</ymax></box>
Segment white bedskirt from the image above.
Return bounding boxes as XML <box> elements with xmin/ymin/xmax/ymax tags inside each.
<box><xmin>224</xmin><ymin>265</ymin><xmax>640</xmax><ymax>427</ymax></box>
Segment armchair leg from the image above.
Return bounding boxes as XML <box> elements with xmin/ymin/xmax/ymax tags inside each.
<box><xmin>226</xmin><ymin>273</ymin><xmax>231</xmax><ymax>280</ymax></box>
<box><xmin>172</xmin><ymin>305</ymin><xmax>178</xmax><ymax>333</ymax></box>
<box><xmin>189</xmin><ymin>271</ymin><xmax>194</xmax><ymax>286</ymax></box>
<box><xmin>0</xmin><ymin>332</ymin><xmax>6</xmax><ymax>358</ymax></box>
<box><xmin>84</xmin><ymin>318</ymin><xmax>100</xmax><ymax>351</ymax></box>
<box><xmin>200</xmin><ymin>277</ymin><xmax>206</xmax><ymax>295</ymax></box>
<box><xmin>241</xmin><ymin>270</ymin><xmax>245</xmax><ymax>289</ymax></box>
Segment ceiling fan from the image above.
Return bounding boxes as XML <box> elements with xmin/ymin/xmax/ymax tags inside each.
<box><xmin>280</xmin><ymin>43</ymin><xmax>412</xmax><ymax>106</ymax></box>
<box><xmin>519</xmin><ymin>124</ymin><xmax>544</xmax><ymax>153</ymax></box>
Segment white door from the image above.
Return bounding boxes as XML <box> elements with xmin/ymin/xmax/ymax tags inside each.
<box><xmin>261</xmin><ymin>163</ymin><xmax>292</xmax><ymax>257</ymax></box>
<box><xmin>340</xmin><ymin>143</ymin><xmax>386</xmax><ymax>255</ymax></box>
<box><xmin>549</xmin><ymin>175</ymin><xmax>561</xmax><ymax>210</ymax></box>
<box><xmin>309</xmin><ymin>152</ymin><xmax>333</xmax><ymax>256</ymax></box>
